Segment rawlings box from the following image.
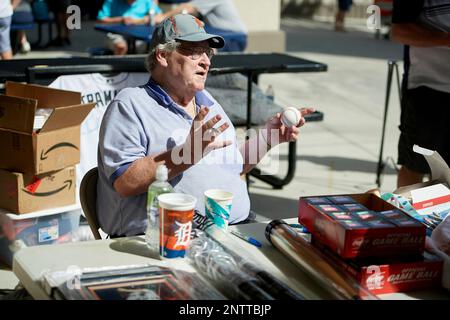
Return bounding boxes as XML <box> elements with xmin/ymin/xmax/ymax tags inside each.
<box><xmin>0</xmin><ymin>166</ymin><xmax>76</xmax><ymax>214</ymax></box>
<box><xmin>0</xmin><ymin>81</ymin><xmax>94</xmax><ymax>174</ymax></box>
<box><xmin>298</xmin><ymin>193</ymin><xmax>426</xmax><ymax>258</ymax></box>
<box><xmin>314</xmin><ymin>240</ymin><xmax>443</xmax><ymax>295</ymax></box>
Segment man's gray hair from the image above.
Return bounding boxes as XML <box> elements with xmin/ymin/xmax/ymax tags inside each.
<box><xmin>146</xmin><ymin>40</ymin><xmax>180</xmax><ymax>72</ymax></box>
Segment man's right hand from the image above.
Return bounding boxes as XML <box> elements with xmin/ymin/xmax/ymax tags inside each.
<box><xmin>174</xmin><ymin>106</ymin><xmax>232</xmax><ymax>165</ymax></box>
<box><xmin>113</xmin><ymin>107</ymin><xmax>232</xmax><ymax>197</ymax></box>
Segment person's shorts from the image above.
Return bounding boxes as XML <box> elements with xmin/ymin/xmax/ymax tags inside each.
<box><xmin>0</xmin><ymin>16</ymin><xmax>12</xmax><ymax>54</ymax></box>
<box><xmin>47</xmin><ymin>0</ymin><xmax>72</xmax><ymax>12</ymax></box>
<box><xmin>338</xmin><ymin>0</ymin><xmax>353</xmax><ymax>11</ymax></box>
<box><xmin>398</xmin><ymin>86</ymin><xmax>450</xmax><ymax>174</ymax></box>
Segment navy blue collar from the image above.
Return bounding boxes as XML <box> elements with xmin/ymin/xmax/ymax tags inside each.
<box><xmin>143</xmin><ymin>78</ymin><xmax>214</xmax><ymax>118</ymax></box>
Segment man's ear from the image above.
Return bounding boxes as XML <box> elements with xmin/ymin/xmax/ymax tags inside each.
<box><xmin>155</xmin><ymin>49</ymin><xmax>169</xmax><ymax>67</ymax></box>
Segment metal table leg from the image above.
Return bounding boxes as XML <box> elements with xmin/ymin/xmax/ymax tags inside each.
<box><xmin>375</xmin><ymin>60</ymin><xmax>401</xmax><ymax>187</ymax></box>
<box><xmin>243</xmin><ymin>72</ymin><xmax>298</xmax><ymax>189</ymax></box>
<box><xmin>250</xmin><ymin>141</ymin><xmax>297</xmax><ymax>189</ymax></box>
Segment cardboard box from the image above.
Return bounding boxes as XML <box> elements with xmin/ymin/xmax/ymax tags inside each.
<box><xmin>313</xmin><ymin>240</ymin><xmax>443</xmax><ymax>295</ymax></box>
<box><xmin>392</xmin><ymin>145</ymin><xmax>450</xmax><ymax>222</ymax></box>
<box><xmin>0</xmin><ymin>81</ymin><xmax>94</xmax><ymax>174</ymax></box>
<box><xmin>299</xmin><ymin>193</ymin><xmax>426</xmax><ymax>258</ymax></box>
<box><xmin>0</xmin><ymin>209</ymin><xmax>80</xmax><ymax>267</ymax></box>
<box><xmin>0</xmin><ymin>166</ymin><xmax>76</xmax><ymax>214</ymax></box>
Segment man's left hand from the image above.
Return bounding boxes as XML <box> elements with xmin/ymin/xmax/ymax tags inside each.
<box><xmin>264</xmin><ymin>107</ymin><xmax>315</xmax><ymax>146</ymax></box>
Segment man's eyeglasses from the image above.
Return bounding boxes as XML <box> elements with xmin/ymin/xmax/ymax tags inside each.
<box><xmin>176</xmin><ymin>46</ymin><xmax>215</xmax><ymax>60</ymax></box>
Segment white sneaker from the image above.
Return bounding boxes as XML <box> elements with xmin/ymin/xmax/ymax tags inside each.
<box><xmin>20</xmin><ymin>41</ymin><xmax>31</xmax><ymax>54</ymax></box>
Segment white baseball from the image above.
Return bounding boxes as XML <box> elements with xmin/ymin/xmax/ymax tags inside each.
<box><xmin>281</xmin><ymin>107</ymin><xmax>301</xmax><ymax>127</ymax></box>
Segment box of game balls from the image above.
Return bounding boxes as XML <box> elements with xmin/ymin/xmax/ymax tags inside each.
<box><xmin>313</xmin><ymin>240</ymin><xmax>443</xmax><ymax>295</ymax></box>
<box><xmin>298</xmin><ymin>193</ymin><xmax>426</xmax><ymax>258</ymax></box>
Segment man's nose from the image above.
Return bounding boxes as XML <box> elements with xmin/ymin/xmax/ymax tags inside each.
<box><xmin>199</xmin><ymin>53</ymin><xmax>211</xmax><ymax>68</ymax></box>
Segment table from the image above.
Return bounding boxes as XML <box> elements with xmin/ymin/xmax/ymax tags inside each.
<box><xmin>0</xmin><ymin>56</ymin><xmax>146</xmax><ymax>85</ymax></box>
<box><xmin>12</xmin><ymin>218</ymin><xmax>450</xmax><ymax>300</ymax></box>
<box><xmin>94</xmin><ymin>24</ymin><xmax>247</xmax><ymax>53</ymax></box>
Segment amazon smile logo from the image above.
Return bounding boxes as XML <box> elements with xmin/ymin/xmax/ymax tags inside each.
<box><xmin>22</xmin><ymin>180</ymin><xmax>73</xmax><ymax>197</ymax></box>
<box><xmin>40</xmin><ymin>142</ymin><xmax>79</xmax><ymax>160</ymax></box>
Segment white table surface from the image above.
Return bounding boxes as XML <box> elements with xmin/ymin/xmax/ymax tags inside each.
<box><xmin>12</xmin><ymin>218</ymin><xmax>450</xmax><ymax>300</ymax></box>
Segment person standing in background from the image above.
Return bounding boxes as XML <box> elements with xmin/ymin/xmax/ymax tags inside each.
<box><xmin>11</xmin><ymin>0</ymin><xmax>32</xmax><ymax>54</ymax></box>
<box><xmin>46</xmin><ymin>0</ymin><xmax>72</xmax><ymax>46</ymax></box>
<box><xmin>0</xmin><ymin>0</ymin><xmax>13</xmax><ymax>59</ymax></box>
<box><xmin>335</xmin><ymin>0</ymin><xmax>353</xmax><ymax>32</ymax></box>
<box><xmin>391</xmin><ymin>0</ymin><xmax>450</xmax><ymax>187</ymax></box>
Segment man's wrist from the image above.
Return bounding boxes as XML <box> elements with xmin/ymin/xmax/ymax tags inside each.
<box><xmin>258</xmin><ymin>128</ymin><xmax>272</xmax><ymax>149</ymax></box>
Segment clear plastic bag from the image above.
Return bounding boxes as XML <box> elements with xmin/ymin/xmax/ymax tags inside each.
<box><xmin>33</xmin><ymin>108</ymin><xmax>53</xmax><ymax>131</ymax></box>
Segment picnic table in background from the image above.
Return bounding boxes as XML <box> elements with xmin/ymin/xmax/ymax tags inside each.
<box><xmin>94</xmin><ymin>23</ymin><xmax>247</xmax><ymax>53</ymax></box>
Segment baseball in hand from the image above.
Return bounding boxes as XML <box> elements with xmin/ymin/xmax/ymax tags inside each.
<box><xmin>281</xmin><ymin>107</ymin><xmax>302</xmax><ymax>127</ymax></box>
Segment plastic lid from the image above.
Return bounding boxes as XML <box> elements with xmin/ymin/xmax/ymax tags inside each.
<box><xmin>155</xmin><ymin>164</ymin><xmax>168</xmax><ymax>181</ymax></box>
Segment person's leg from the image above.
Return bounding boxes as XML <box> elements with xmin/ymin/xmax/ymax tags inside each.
<box><xmin>397</xmin><ymin>166</ymin><xmax>424</xmax><ymax>187</ymax></box>
<box><xmin>106</xmin><ymin>33</ymin><xmax>128</xmax><ymax>55</ymax></box>
<box><xmin>397</xmin><ymin>86</ymin><xmax>448</xmax><ymax>188</ymax></box>
<box><xmin>18</xmin><ymin>30</ymin><xmax>31</xmax><ymax>53</ymax></box>
<box><xmin>47</xmin><ymin>0</ymin><xmax>71</xmax><ymax>45</ymax></box>
<box><xmin>335</xmin><ymin>10</ymin><xmax>345</xmax><ymax>31</ymax></box>
<box><xmin>56</xmin><ymin>11</ymin><xmax>71</xmax><ymax>44</ymax></box>
<box><xmin>335</xmin><ymin>0</ymin><xmax>352</xmax><ymax>31</ymax></box>
<box><xmin>114</xmin><ymin>40</ymin><xmax>128</xmax><ymax>55</ymax></box>
<box><xmin>0</xmin><ymin>16</ymin><xmax>13</xmax><ymax>60</ymax></box>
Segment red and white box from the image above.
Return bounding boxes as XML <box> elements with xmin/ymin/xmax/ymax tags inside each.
<box><xmin>315</xmin><ymin>240</ymin><xmax>443</xmax><ymax>295</ymax></box>
<box><xmin>299</xmin><ymin>193</ymin><xmax>427</xmax><ymax>258</ymax></box>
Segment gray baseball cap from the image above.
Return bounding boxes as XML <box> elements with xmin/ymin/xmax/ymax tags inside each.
<box><xmin>149</xmin><ymin>14</ymin><xmax>225</xmax><ymax>50</ymax></box>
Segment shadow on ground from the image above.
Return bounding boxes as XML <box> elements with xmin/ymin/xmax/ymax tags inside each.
<box><xmin>15</xmin><ymin>20</ymin><xmax>106</xmax><ymax>56</ymax></box>
<box><xmin>277</xmin><ymin>155</ymin><xmax>398</xmax><ymax>174</ymax></box>
<box><xmin>249</xmin><ymin>192</ymin><xmax>299</xmax><ymax>221</ymax></box>
<box><xmin>283</xmin><ymin>20</ymin><xmax>403</xmax><ymax>61</ymax></box>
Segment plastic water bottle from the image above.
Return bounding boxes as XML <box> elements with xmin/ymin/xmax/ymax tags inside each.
<box><xmin>145</xmin><ymin>165</ymin><xmax>174</xmax><ymax>254</ymax></box>
<box><xmin>266</xmin><ymin>85</ymin><xmax>274</xmax><ymax>101</ymax></box>
<box><xmin>149</xmin><ymin>8</ymin><xmax>156</xmax><ymax>27</ymax></box>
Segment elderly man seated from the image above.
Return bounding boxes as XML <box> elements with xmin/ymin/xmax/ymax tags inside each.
<box><xmin>96</xmin><ymin>14</ymin><xmax>314</xmax><ymax>237</ymax></box>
